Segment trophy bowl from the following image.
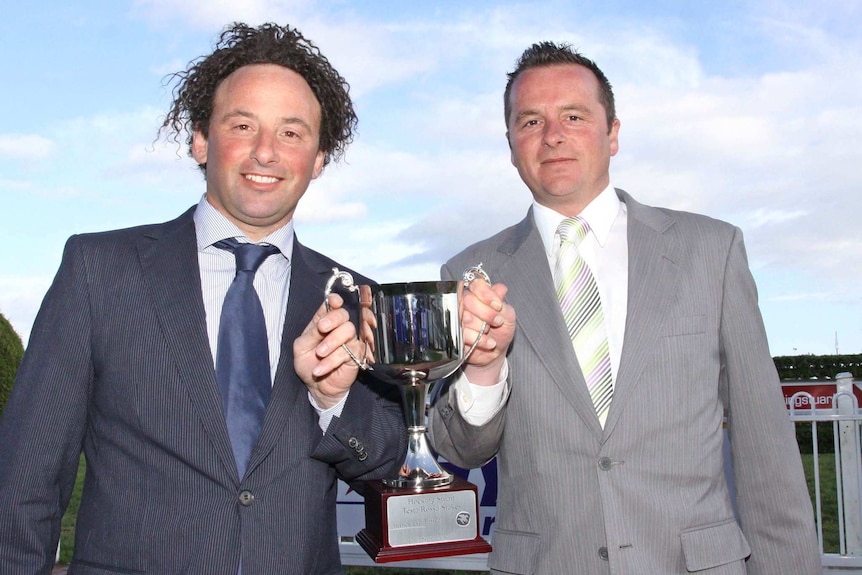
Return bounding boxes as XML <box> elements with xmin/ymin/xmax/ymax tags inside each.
<box><xmin>325</xmin><ymin>269</ymin><xmax>488</xmax><ymax>490</ymax></box>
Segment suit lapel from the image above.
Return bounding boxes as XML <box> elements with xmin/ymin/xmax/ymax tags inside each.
<box><xmin>249</xmin><ymin>238</ymin><xmax>328</xmax><ymax>471</ymax></box>
<box><xmin>603</xmin><ymin>190</ymin><xmax>680</xmax><ymax>435</ymax></box>
<box><xmin>501</xmin><ymin>211</ymin><xmax>605</xmax><ymax>438</ymax></box>
<box><xmin>136</xmin><ymin>207</ymin><xmax>238</xmax><ymax>477</ymax></box>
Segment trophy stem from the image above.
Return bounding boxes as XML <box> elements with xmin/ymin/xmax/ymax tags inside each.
<box><xmin>383</xmin><ymin>376</ymin><xmax>452</xmax><ymax>489</ymax></box>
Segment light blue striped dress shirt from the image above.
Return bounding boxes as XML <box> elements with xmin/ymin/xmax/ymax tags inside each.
<box><xmin>192</xmin><ymin>195</ymin><xmax>344</xmax><ymax>430</ymax></box>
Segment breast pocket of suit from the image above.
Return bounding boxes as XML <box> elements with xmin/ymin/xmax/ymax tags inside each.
<box><xmin>663</xmin><ymin>314</ymin><xmax>707</xmax><ymax>338</ymax></box>
<box><xmin>658</xmin><ymin>314</ymin><xmax>712</xmax><ymax>373</ymax></box>
<box><xmin>680</xmin><ymin>518</ymin><xmax>751</xmax><ymax>572</ymax></box>
<box><xmin>487</xmin><ymin>528</ymin><xmax>542</xmax><ymax>574</ymax></box>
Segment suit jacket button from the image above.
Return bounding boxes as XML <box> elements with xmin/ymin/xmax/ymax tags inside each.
<box><xmin>348</xmin><ymin>437</ymin><xmax>359</xmax><ymax>449</ymax></box>
<box><xmin>598</xmin><ymin>546</ymin><xmax>609</xmax><ymax>560</ymax></box>
<box><xmin>598</xmin><ymin>457</ymin><xmax>613</xmax><ymax>471</ymax></box>
<box><xmin>238</xmin><ymin>490</ymin><xmax>255</xmax><ymax>506</ymax></box>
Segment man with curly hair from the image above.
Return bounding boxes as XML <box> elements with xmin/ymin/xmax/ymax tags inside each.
<box><xmin>0</xmin><ymin>22</ymin><xmax>406</xmax><ymax>575</ymax></box>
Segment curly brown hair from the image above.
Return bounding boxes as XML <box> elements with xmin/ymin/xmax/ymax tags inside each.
<box><xmin>159</xmin><ymin>22</ymin><xmax>357</xmax><ymax>173</ymax></box>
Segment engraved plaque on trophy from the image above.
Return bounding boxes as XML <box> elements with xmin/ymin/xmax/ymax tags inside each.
<box><xmin>324</xmin><ymin>267</ymin><xmax>493</xmax><ymax>562</ymax></box>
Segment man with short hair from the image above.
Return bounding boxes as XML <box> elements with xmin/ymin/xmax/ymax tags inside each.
<box><xmin>436</xmin><ymin>42</ymin><xmax>820</xmax><ymax>574</ymax></box>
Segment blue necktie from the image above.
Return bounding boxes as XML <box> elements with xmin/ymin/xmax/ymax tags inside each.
<box><xmin>214</xmin><ymin>238</ymin><xmax>280</xmax><ymax>478</ymax></box>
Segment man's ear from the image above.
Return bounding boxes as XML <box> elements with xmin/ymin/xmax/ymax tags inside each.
<box><xmin>608</xmin><ymin>118</ymin><xmax>620</xmax><ymax>157</ymax></box>
<box><xmin>311</xmin><ymin>149</ymin><xmax>326</xmax><ymax>180</ymax></box>
<box><xmin>191</xmin><ymin>127</ymin><xmax>208</xmax><ymax>165</ymax></box>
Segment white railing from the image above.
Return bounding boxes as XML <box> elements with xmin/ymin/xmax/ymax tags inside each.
<box><xmin>789</xmin><ymin>373</ymin><xmax>862</xmax><ymax>573</ymax></box>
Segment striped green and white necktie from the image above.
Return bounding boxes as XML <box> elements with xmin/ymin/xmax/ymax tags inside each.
<box><xmin>554</xmin><ymin>217</ymin><xmax>614</xmax><ymax>427</ymax></box>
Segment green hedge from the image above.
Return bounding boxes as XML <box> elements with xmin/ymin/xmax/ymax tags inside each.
<box><xmin>0</xmin><ymin>311</ymin><xmax>24</xmax><ymax>416</ymax></box>
<box><xmin>774</xmin><ymin>353</ymin><xmax>862</xmax><ymax>381</ymax></box>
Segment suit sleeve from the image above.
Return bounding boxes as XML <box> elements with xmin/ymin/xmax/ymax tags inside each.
<box><xmin>427</xmin><ymin>260</ymin><xmax>506</xmax><ymax>469</ymax></box>
<box><xmin>0</xmin><ymin>236</ymin><xmax>92</xmax><ymax>574</ymax></box>
<box><xmin>720</xmin><ymin>228</ymin><xmax>820</xmax><ymax>573</ymax></box>
<box><xmin>311</xmin><ymin>371</ymin><xmax>407</xmax><ymax>491</ymax></box>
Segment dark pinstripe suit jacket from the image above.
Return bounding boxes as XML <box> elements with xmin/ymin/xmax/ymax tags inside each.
<box><xmin>430</xmin><ymin>190</ymin><xmax>820</xmax><ymax>574</ymax></box>
<box><xmin>0</xmin><ymin>207</ymin><xmax>406</xmax><ymax>575</ymax></box>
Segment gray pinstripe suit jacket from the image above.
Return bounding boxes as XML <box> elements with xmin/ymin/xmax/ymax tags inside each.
<box><xmin>0</xmin><ymin>207</ymin><xmax>406</xmax><ymax>575</ymax></box>
<box><xmin>430</xmin><ymin>189</ymin><xmax>820</xmax><ymax>574</ymax></box>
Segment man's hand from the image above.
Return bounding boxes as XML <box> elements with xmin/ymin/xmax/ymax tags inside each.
<box><xmin>294</xmin><ymin>293</ymin><xmax>368</xmax><ymax>409</ymax></box>
<box><xmin>459</xmin><ymin>278</ymin><xmax>516</xmax><ymax>386</ymax></box>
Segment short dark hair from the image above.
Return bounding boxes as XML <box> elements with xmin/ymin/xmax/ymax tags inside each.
<box><xmin>504</xmin><ymin>42</ymin><xmax>616</xmax><ymax>133</ymax></box>
<box><xmin>159</xmin><ymin>22</ymin><xmax>357</xmax><ymax>173</ymax></box>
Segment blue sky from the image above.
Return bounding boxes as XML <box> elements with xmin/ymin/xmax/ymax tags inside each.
<box><xmin>2</xmin><ymin>0</ymin><xmax>861</xmax><ymax>358</ymax></box>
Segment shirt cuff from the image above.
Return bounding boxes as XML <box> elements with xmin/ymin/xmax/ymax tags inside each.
<box><xmin>309</xmin><ymin>390</ymin><xmax>349</xmax><ymax>433</ymax></box>
<box><xmin>454</xmin><ymin>360</ymin><xmax>510</xmax><ymax>426</ymax></box>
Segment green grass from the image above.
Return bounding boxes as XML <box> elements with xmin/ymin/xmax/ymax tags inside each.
<box><xmin>59</xmin><ymin>457</ymin><xmax>85</xmax><ymax>564</ymax></box>
<box><xmin>802</xmin><ymin>451</ymin><xmax>840</xmax><ymax>553</ymax></box>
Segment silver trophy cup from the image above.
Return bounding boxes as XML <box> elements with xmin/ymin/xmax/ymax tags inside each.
<box><xmin>324</xmin><ymin>265</ymin><xmax>489</xmax><ymax>490</ymax></box>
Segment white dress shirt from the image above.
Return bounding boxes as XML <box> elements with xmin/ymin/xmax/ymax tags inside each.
<box><xmin>456</xmin><ymin>184</ymin><xmax>628</xmax><ymax>425</ymax></box>
<box><xmin>193</xmin><ymin>196</ymin><xmax>344</xmax><ymax>431</ymax></box>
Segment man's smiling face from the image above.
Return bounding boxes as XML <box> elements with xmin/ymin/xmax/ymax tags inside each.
<box><xmin>193</xmin><ymin>63</ymin><xmax>326</xmax><ymax>241</ymax></box>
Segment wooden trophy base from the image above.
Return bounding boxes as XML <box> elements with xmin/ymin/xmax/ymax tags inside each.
<box><xmin>356</xmin><ymin>475</ymin><xmax>492</xmax><ymax>563</ymax></box>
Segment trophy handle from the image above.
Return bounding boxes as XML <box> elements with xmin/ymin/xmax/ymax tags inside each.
<box><xmin>432</xmin><ymin>263</ymin><xmax>493</xmax><ymax>381</ymax></box>
<box><xmin>454</xmin><ymin>263</ymin><xmax>492</xmax><ymax>368</ymax></box>
<box><xmin>324</xmin><ymin>268</ymin><xmax>372</xmax><ymax>371</ymax></box>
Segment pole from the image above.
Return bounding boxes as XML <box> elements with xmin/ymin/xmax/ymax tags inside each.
<box><xmin>836</xmin><ymin>372</ymin><xmax>862</xmax><ymax>555</ymax></box>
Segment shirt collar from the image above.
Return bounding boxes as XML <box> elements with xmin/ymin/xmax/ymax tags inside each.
<box><xmin>192</xmin><ymin>194</ymin><xmax>295</xmax><ymax>260</ymax></box>
<box><xmin>532</xmin><ymin>184</ymin><xmax>621</xmax><ymax>257</ymax></box>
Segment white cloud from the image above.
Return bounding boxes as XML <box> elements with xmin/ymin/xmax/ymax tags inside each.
<box><xmin>0</xmin><ymin>276</ymin><xmax>52</xmax><ymax>345</ymax></box>
<box><xmin>294</xmin><ymin>196</ymin><xmax>368</xmax><ymax>224</ymax></box>
<box><xmin>150</xmin><ymin>57</ymin><xmax>190</xmax><ymax>79</ymax></box>
<box><xmin>0</xmin><ymin>179</ymin><xmax>36</xmax><ymax>193</ymax></box>
<box><xmin>130</xmin><ymin>0</ymin><xmax>313</xmax><ymax>31</ymax></box>
<box><xmin>603</xmin><ymin>34</ymin><xmax>861</xmax><ymax>286</ymax></box>
<box><xmin>0</xmin><ymin>134</ymin><xmax>56</xmax><ymax>160</ymax></box>
<box><xmin>766</xmin><ymin>291</ymin><xmax>834</xmax><ymax>303</ymax></box>
<box><xmin>107</xmin><ymin>137</ymin><xmax>202</xmax><ymax>190</ymax></box>
<box><xmin>740</xmin><ymin>208</ymin><xmax>808</xmax><ymax>229</ymax></box>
